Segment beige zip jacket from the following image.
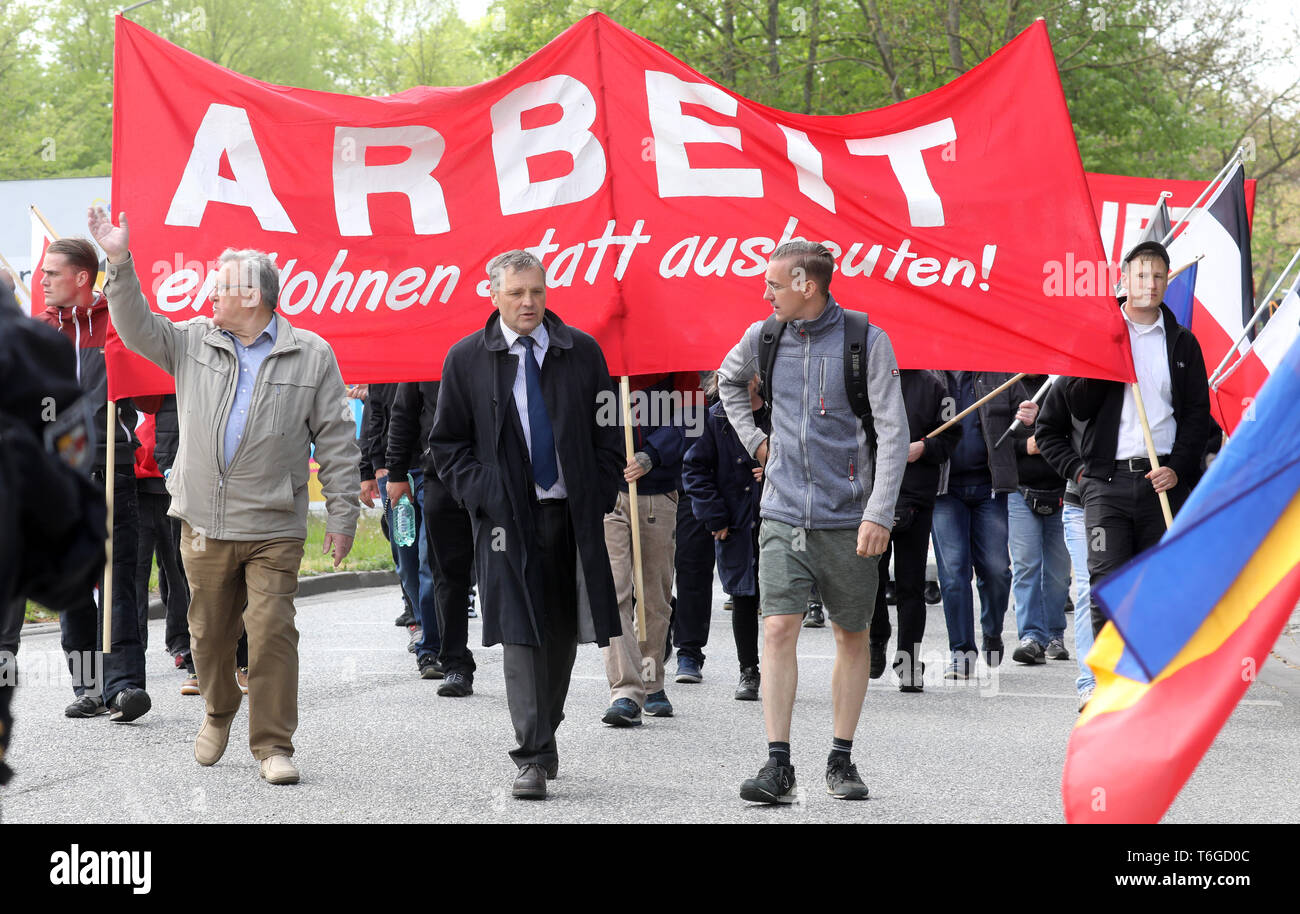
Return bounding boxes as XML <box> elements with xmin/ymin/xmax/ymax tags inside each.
<box><xmin>104</xmin><ymin>256</ymin><xmax>360</xmax><ymax>542</ymax></box>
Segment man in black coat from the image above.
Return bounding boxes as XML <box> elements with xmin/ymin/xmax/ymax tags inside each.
<box><xmin>428</xmin><ymin>250</ymin><xmax>622</xmax><ymax>800</ymax></box>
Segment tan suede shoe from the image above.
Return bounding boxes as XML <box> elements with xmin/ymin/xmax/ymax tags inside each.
<box><xmin>260</xmin><ymin>754</ymin><xmax>300</xmax><ymax>785</ymax></box>
<box><xmin>194</xmin><ymin>717</ymin><xmax>232</xmax><ymax>766</ymax></box>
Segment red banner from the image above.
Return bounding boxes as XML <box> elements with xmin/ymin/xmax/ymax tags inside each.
<box><xmin>108</xmin><ymin>13</ymin><xmax>1132</xmax><ymax>398</ymax></box>
<box><xmin>1084</xmin><ymin>171</ymin><xmax>1256</xmax><ymax>266</ymax></box>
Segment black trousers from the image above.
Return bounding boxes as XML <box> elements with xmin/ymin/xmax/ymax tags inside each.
<box><xmin>135</xmin><ymin>490</ymin><xmax>191</xmax><ymax>656</ymax></box>
<box><xmin>670</xmin><ymin>490</ymin><xmax>716</xmax><ymax>663</ymax></box>
<box><xmin>502</xmin><ymin>499</ymin><xmax>578</xmax><ymax>768</ymax></box>
<box><xmin>870</xmin><ymin>504</ymin><xmax>934</xmax><ymax>665</ymax></box>
<box><xmin>421</xmin><ymin>465</ymin><xmax>476</xmax><ymax>676</ymax></box>
<box><xmin>59</xmin><ymin>466</ymin><xmax>145</xmax><ymax>702</ymax></box>
<box><xmin>1083</xmin><ymin>470</ymin><xmax>1187</xmax><ymax>637</ymax></box>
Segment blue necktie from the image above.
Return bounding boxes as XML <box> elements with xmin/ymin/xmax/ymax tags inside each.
<box><xmin>519</xmin><ymin>336</ymin><xmax>558</xmax><ymax>489</ymax></box>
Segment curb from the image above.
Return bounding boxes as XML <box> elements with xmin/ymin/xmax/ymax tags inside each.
<box><xmin>21</xmin><ymin>569</ymin><xmax>398</xmax><ymax>637</ymax></box>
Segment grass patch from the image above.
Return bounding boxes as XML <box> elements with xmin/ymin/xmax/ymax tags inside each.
<box><xmin>23</xmin><ymin>513</ymin><xmax>394</xmax><ymax>624</ymax></box>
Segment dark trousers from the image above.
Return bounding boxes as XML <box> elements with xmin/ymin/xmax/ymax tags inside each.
<box><xmin>1082</xmin><ymin>470</ymin><xmax>1187</xmax><ymax>637</ymax></box>
<box><xmin>671</xmin><ymin>490</ymin><xmax>716</xmax><ymax>664</ymax></box>
<box><xmin>60</xmin><ymin>466</ymin><xmax>145</xmax><ymax>703</ymax></box>
<box><xmin>502</xmin><ymin>499</ymin><xmax>578</xmax><ymax>768</ymax></box>
<box><xmin>422</xmin><ymin>465</ymin><xmax>475</xmax><ymax>676</ymax></box>
<box><xmin>135</xmin><ymin>490</ymin><xmax>191</xmax><ymax>656</ymax></box>
<box><xmin>870</xmin><ymin>505</ymin><xmax>935</xmax><ymax>666</ymax></box>
<box><xmin>732</xmin><ymin>592</ymin><xmax>760</xmax><ymax>669</ymax></box>
<box><xmin>0</xmin><ymin>597</ymin><xmax>24</xmax><ymax>777</ymax></box>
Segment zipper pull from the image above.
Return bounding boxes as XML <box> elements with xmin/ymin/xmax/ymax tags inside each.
<box><xmin>819</xmin><ymin>395</ymin><xmax>826</xmax><ymax>416</ymax></box>
<box><xmin>849</xmin><ymin>458</ymin><xmax>855</xmax><ymax>481</ymax></box>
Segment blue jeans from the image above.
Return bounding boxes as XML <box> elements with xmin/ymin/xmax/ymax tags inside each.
<box><xmin>1007</xmin><ymin>491</ymin><xmax>1069</xmax><ymax>647</ymax></box>
<box><xmin>931</xmin><ymin>484</ymin><xmax>1011</xmax><ymax>665</ymax></box>
<box><xmin>381</xmin><ymin>471</ymin><xmax>440</xmax><ymax>658</ymax></box>
<box><xmin>1063</xmin><ymin>504</ymin><xmax>1095</xmax><ymax>693</ymax></box>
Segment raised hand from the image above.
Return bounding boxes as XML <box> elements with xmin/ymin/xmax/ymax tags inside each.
<box><xmin>87</xmin><ymin>207</ymin><xmax>130</xmax><ymax>263</ymax></box>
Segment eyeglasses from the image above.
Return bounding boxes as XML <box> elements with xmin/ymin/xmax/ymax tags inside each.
<box><xmin>212</xmin><ymin>285</ymin><xmax>252</xmax><ymax>296</ymax></box>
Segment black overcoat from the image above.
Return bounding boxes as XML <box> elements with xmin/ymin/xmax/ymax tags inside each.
<box><xmin>429</xmin><ymin>309</ymin><xmax>622</xmax><ymax>647</ymax></box>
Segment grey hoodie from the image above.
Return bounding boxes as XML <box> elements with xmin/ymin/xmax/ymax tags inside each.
<box><xmin>718</xmin><ymin>297</ymin><xmax>909</xmax><ymax>531</ymax></box>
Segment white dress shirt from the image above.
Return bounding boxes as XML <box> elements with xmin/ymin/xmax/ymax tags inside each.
<box><xmin>500</xmin><ymin>320</ymin><xmax>568</xmax><ymax>499</ymax></box>
<box><xmin>1115</xmin><ymin>309</ymin><xmax>1176</xmax><ymax>460</ymax></box>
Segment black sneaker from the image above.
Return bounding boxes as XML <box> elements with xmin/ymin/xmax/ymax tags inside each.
<box><xmin>394</xmin><ymin>607</ymin><xmax>415</xmax><ymax>627</ymax></box>
<box><xmin>1012</xmin><ymin>638</ymin><xmax>1046</xmax><ymax>664</ymax></box>
<box><xmin>982</xmin><ymin>636</ymin><xmax>1004</xmax><ymax>668</ymax></box>
<box><xmin>601</xmin><ymin>698</ymin><xmax>642</xmax><ymax>727</ymax></box>
<box><xmin>64</xmin><ymin>695</ymin><xmax>108</xmax><ymax>718</ymax></box>
<box><xmin>437</xmin><ymin>671</ymin><xmax>473</xmax><ymax>697</ymax></box>
<box><xmin>869</xmin><ymin>641</ymin><xmax>888</xmax><ymax>679</ymax></box>
<box><xmin>894</xmin><ymin>655</ymin><xmax>924</xmax><ymax>693</ymax></box>
<box><xmin>1045</xmin><ymin>638</ymin><xmax>1070</xmax><ymax>660</ymax></box>
<box><xmin>825</xmin><ymin>756</ymin><xmax>869</xmax><ymax>800</ymax></box>
<box><xmin>418</xmin><ymin>655</ymin><xmax>444</xmax><ymax>679</ymax></box>
<box><xmin>735</xmin><ymin>666</ymin><xmax>760</xmax><ymax>701</ymax></box>
<box><xmin>923</xmin><ymin>580</ymin><xmax>941</xmax><ymax>605</ymax></box>
<box><xmin>803</xmin><ymin>603</ymin><xmax>825</xmax><ymax>628</ymax></box>
<box><xmin>108</xmin><ymin>688</ymin><xmax>151</xmax><ymax>723</ymax></box>
<box><xmin>740</xmin><ymin>758</ymin><xmax>797</xmax><ymax>804</ymax></box>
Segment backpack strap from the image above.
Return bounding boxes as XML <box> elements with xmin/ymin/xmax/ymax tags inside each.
<box><xmin>757</xmin><ymin>315</ymin><xmax>781</xmax><ymax>409</ymax></box>
<box><xmin>842</xmin><ymin>309</ymin><xmax>879</xmax><ymax>449</ymax></box>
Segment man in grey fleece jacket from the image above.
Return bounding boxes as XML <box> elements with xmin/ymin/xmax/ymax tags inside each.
<box><xmin>718</xmin><ymin>241</ymin><xmax>908</xmax><ymax>804</ymax></box>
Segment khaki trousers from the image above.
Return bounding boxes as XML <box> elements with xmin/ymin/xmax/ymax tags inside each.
<box><xmin>602</xmin><ymin>491</ymin><xmax>677</xmax><ymax>704</ymax></box>
<box><xmin>179</xmin><ymin>522</ymin><xmax>304</xmax><ymax>760</ymax></box>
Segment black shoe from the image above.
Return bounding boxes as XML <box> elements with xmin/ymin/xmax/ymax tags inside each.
<box><xmin>825</xmin><ymin>756</ymin><xmax>869</xmax><ymax>800</ymax></box>
<box><xmin>64</xmin><ymin>695</ymin><xmax>108</xmax><ymax>718</ymax></box>
<box><xmin>108</xmin><ymin>688</ymin><xmax>151</xmax><ymax>723</ymax></box>
<box><xmin>1045</xmin><ymin>638</ymin><xmax>1070</xmax><ymax>660</ymax></box>
<box><xmin>923</xmin><ymin>580</ymin><xmax>941</xmax><ymax>605</ymax></box>
<box><xmin>1064</xmin><ymin>595</ymin><xmax>1075</xmax><ymax>614</ymax></box>
<box><xmin>512</xmin><ymin>764</ymin><xmax>547</xmax><ymax>799</ymax></box>
<box><xmin>602</xmin><ymin>698</ymin><xmax>642</xmax><ymax>727</ymax></box>
<box><xmin>735</xmin><ymin>666</ymin><xmax>760</xmax><ymax>701</ymax></box>
<box><xmin>982</xmin><ymin>636</ymin><xmax>1004</xmax><ymax>668</ymax></box>
<box><xmin>544</xmin><ymin>759</ymin><xmax>559</xmax><ymax>780</ymax></box>
<box><xmin>644</xmin><ymin>690</ymin><xmax>673</xmax><ymax>717</ymax></box>
<box><xmin>1012</xmin><ymin>638</ymin><xmax>1046</xmax><ymax>664</ymax></box>
<box><xmin>740</xmin><ymin>758</ymin><xmax>797</xmax><ymax>804</ymax></box>
<box><xmin>803</xmin><ymin>603</ymin><xmax>825</xmax><ymax>628</ymax></box>
<box><xmin>884</xmin><ymin>581</ymin><xmax>897</xmax><ymax>605</ymax></box>
<box><xmin>394</xmin><ymin>608</ymin><xmax>415</xmax><ymax>627</ymax></box>
<box><xmin>418</xmin><ymin>655</ymin><xmax>444</xmax><ymax>680</ymax></box>
<box><xmin>869</xmin><ymin>641</ymin><xmax>888</xmax><ymax>679</ymax></box>
<box><xmin>437</xmin><ymin>671</ymin><xmax>473</xmax><ymax>697</ymax></box>
<box><xmin>894</xmin><ymin>655</ymin><xmax>924</xmax><ymax>693</ymax></box>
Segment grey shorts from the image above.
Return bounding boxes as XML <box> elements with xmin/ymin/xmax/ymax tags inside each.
<box><xmin>757</xmin><ymin>518</ymin><xmax>879</xmax><ymax>632</ymax></box>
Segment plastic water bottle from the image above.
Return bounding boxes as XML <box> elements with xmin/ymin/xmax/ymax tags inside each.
<box><xmin>393</xmin><ymin>474</ymin><xmax>417</xmax><ymax>548</ymax></box>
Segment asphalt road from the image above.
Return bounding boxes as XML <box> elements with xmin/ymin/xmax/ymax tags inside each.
<box><xmin>5</xmin><ymin>580</ymin><xmax>1299</xmax><ymax>824</ymax></box>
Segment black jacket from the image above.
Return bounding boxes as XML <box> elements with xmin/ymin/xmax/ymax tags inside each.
<box><xmin>682</xmin><ymin>401</ymin><xmax>768</xmax><ymax>595</ymax></box>
<box><xmin>940</xmin><ymin>371</ymin><xmax>1028</xmax><ymax>494</ymax></box>
<box><xmin>1013</xmin><ymin>375</ymin><xmax>1066</xmax><ymax>491</ymax></box>
<box><xmin>1036</xmin><ymin>303</ymin><xmax>1211</xmax><ymax>487</ymax></box>
<box><xmin>898</xmin><ymin>369</ymin><xmax>961</xmax><ymax>510</ymax></box>
<box><xmin>387</xmin><ymin>381</ymin><xmax>441</xmax><ymax>481</ymax></box>
<box><xmin>428</xmin><ymin>310</ymin><xmax>622</xmax><ymax>648</ymax></box>
<box><xmin>358</xmin><ymin>383</ymin><xmax>398</xmax><ymax>481</ymax></box>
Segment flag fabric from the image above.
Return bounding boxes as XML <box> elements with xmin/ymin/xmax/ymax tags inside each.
<box><xmin>29</xmin><ymin>208</ymin><xmax>55</xmax><ymax>316</ymax></box>
<box><xmin>1167</xmin><ymin>164</ymin><xmax>1264</xmax><ymax>433</ymax></box>
<box><xmin>1164</xmin><ymin>260</ymin><xmax>1198</xmax><ymax>327</ymax></box>
<box><xmin>1062</xmin><ymin>335</ymin><xmax>1300</xmax><ymax>824</ymax></box>
<box><xmin>1248</xmin><ymin>275</ymin><xmax>1300</xmax><ymax>376</ymax></box>
<box><xmin>106</xmin><ymin>13</ymin><xmax>1133</xmax><ymax>398</ymax></box>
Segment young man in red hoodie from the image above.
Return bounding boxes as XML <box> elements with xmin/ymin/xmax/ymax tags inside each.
<box><xmin>35</xmin><ymin>238</ymin><xmax>151</xmax><ymax>723</ymax></box>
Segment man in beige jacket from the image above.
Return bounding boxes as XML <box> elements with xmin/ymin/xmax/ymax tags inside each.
<box><xmin>89</xmin><ymin>207</ymin><xmax>360</xmax><ymax>785</ymax></box>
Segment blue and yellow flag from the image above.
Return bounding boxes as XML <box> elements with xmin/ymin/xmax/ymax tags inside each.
<box><xmin>1063</xmin><ymin>336</ymin><xmax>1300</xmax><ymax>823</ymax></box>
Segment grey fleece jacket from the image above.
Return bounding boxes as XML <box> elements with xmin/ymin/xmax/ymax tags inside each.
<box><xmin>718</xmin><ymin>297</ymin><xmax>909</xmax><ymax>531</ymax></box>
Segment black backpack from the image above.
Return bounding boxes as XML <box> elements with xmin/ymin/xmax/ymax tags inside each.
<box><xmin>757</xmin><ymin>309</ymin><xmax>881</xmax><ymax>448</ymax></box>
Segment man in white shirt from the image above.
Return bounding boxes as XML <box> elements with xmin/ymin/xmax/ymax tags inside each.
<box><xmin>1034</xmin><ymin>241</ymin><xmax>1212</xmax><ymax>636</ymax></box>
